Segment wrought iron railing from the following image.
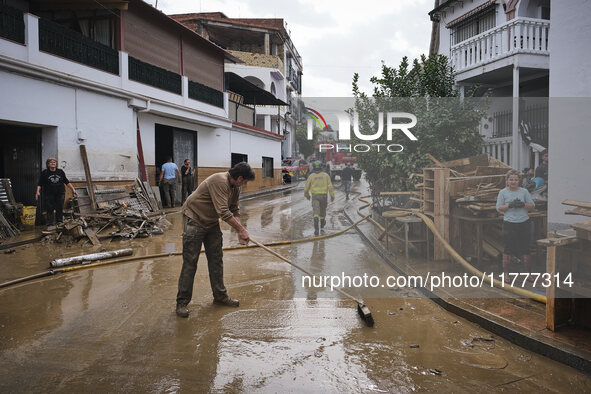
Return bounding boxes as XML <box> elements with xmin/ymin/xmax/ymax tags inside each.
<box><xmin>38</xmin><ymin>18</ymin><xmax>118</xmax><ymax>74</ymax></box>
<box><xmin>492</xmin><ymin>103</ymin><xmax>548</xmax><ymax>145</ymax></box>
<box><xmin>493</xmin><ymin>108</ymin><xmax>512</xmax><ymax>138</ymax></box>
<box><xmin>188</xmin><ymin>80</ymin><xmax>223</xmax><ymax>108</ymax></box>
<box><xmin>128</xmin><ymin>56</ymin><xmax>181</xmax><ymax>94</ymax></box>
<box><xmin>0</xmin><ymin>4</ymin><xmax>24</xmax><ymax>44</ymax></box>
<box><xmin>520</xmin><ymin>103</ymin><xmax>548</xmax><ymax>148</ymax></box>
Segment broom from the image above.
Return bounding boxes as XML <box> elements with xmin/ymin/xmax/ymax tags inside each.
<box><xmin>250</xmin><ymin>238</ymin><xmax>374</xmax><ymax>327</ymax></box>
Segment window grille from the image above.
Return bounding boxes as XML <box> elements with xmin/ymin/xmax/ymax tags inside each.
<box><xmin>451</xmin><ymin>7</ymin><xmax>496</xmax><ymax>45</ymax></box>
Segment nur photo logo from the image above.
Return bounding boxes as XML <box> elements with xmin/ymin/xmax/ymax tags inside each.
<box><xmin>305</xmin><ymin>107</ymin><xmax>418</xmax><ymax>153</ymax></box>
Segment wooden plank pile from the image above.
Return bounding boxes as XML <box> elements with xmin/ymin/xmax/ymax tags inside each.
<box><xmin>42</xmin><ymin>205</ymin><xmax>170</xmax><ymax>245</ymax></box>
<box><xmin>564</xmin><ymin>200</ymin><xmax>591</xmax><ymax>242</ymax></box>
<box><xmin>0</xmin><ymin>178</ymin><xmax>21</xmax><ymax>240</ymax></box>
<box><xmin>74</xmin><ymin>179</ymin><xmax>161</xmax><ymax>214</ymax></box>
<box><xmin>454</xmin><ymin>182</ymin><xmax>503</xmax><ymax>216</ymax></box>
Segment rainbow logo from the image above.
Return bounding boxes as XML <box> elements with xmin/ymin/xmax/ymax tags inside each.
<box><xmin>305</xmin><ymin>107</ymin><xmax>328</xmax><ymax>131</ymax></box>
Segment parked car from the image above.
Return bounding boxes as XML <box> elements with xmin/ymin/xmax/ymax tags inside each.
<box><xmin>281</xmin><ymin>158</ymin><xmax>310</xmax><ymax>183</ymax></box>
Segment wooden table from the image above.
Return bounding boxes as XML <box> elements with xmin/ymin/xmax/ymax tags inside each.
<box><xmin>382</xmin><ymin>211</ymin><xmax>429</xmax><ymax>258</ymax></box>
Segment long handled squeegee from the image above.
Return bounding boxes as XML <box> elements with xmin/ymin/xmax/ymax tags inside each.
<box><xmin>250</xmin><ymin>238</ymin><xmax>374</xmax><ymax>327</ymax></box>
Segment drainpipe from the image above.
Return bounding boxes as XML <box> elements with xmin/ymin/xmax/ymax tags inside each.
<box><xmin>512</xmin><ymin>62</ymin><xmax>520</xmax><ymax>169</ymax></box>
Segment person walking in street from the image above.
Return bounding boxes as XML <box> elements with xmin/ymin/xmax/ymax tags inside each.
<box><xmin>341</xmin><ymin>162</ymin><xmax>354</xmax><ymax>200</ymax></box>
<box><xmin>304</xmin><ymin>161</ymin><xmax>334</xmax><ymax>236</ymax></box>
<box><xmin>175</xmin><ymin>161</ymin><xmax>255</xmax><ymax>318</ymax></box>
<box><xmin>159</xmin><ymin>157</ymin><xmax>181</xmax><ymax>208</ymax></box>
<box><xmin>180</xmin><ymin>159</ymin><xmax>194</xmax><ymax>203</ymax></box>
<box><xmin>35</xmin><ymin>158</ymin><xmax>78</xmax><ymax>227</ymax></box>
<box><xmin>496</xmin><ymin>169</ymin><xmax>535</xmax><ymax>278</ymax></box>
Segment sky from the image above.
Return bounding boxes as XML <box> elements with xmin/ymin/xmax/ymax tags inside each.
<box><xmin>148</xmin><ymin>0</ymin><xmax>434</xmax><ymax>97</ymax></box>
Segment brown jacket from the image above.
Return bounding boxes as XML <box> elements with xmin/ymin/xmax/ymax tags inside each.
<box><xmin>182</xmin><ymin>172</ymin><xmax>240</xmax><ymax>228</ymax></box>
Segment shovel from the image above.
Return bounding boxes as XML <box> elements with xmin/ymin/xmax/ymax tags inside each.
<box><xmin>250</xmin><ymin>238</ymin><xmax>374</xmax><ymax>327</ymax></box>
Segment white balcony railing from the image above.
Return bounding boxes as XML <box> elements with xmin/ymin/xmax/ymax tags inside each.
<box><xmin>483</xmin><ymin>136</ymin><xmax>512</xmax><ymax>166</ymax></box>
<box><xmin>451</xmin><ymin>17</ymin><xmax>550</xmax><ymax>73</ymax></box>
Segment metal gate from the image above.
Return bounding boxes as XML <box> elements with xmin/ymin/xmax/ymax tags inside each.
<box><xmin>0</xmin><ymin>125</ymin><xmax>42</xmax><ymax>206</ymax></box>
<box><xmin>173</xmin><ymin>128</ymin><xmax>196</xmax><ymax>204</ymax></box>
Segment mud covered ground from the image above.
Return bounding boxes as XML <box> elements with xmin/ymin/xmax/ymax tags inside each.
<box><xmin>1</xmin><ymin>183</ymin><xmax>590</xmax><ymax>392</ymax></box>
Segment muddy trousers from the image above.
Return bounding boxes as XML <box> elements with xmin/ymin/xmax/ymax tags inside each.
<box><xmin>176</xmin><ymin>216</ymin><xmax>228</xmax><ymax>306</ymax></box>
<box><xmin>311</xmin><ymin>194</ymin><xmax>328</xmax><ymax>220</ymax></box>
<box><xmin>44</xmin><ymin>192</ymin><xmax>65</xmax><ymax>225</ymax></box>
<box><xmin>161</xmin><ymin>178</ymin><xmax>177</xmax><ymax>208</ymax></box>
<box><xmin>181</xmin><ymin>179</ymin><xmax>193</xmax><ymax>203</ymax></box>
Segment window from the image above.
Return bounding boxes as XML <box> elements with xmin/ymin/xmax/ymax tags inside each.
<box><xmin>231</xmin><ymin>153</ymin><xmax>248</xmax><ymax>168</ymax></box>
<box><xmin>451</xmin><ymin>6</ymin><xmax>496</xmax><ymax>45</ymax></box>
<box><xmin>262</xmin><ymin>157</ymin><xmax>274</xmax><ymax>178</ymax></box>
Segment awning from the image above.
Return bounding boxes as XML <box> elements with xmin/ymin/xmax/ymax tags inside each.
<box><xmin>224</xmin><ymin>72</ymin><xmax>287</xmax><ymax>106</ymax></box>
<box><xmin>446</xmin><ymin>0</ymin><xmax>497</xmax><ymax>28</ymax></box>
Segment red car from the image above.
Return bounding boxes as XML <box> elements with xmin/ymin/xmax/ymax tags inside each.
<box><xmin>281</xmin><ymin>158</ymin><xmax>310</xmax><ymax>183</ymax></box>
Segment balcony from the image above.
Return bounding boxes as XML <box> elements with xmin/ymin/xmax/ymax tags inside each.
<box><xmin>39</xmin><ymin>18</ymin><xmax>119</xmax><ymax>75</ymax></box>
<box><xmin>228</xmin><ymin>50</ymin><xmax>284</xmax><ymax>73</ymax></box>
<box><xmin>0</xmin><ymin>12</ymin><xmax>228</xmax><ymax>118</ymax></box>
<box><xmin>451</xmin><ymin>17</ymin><xmax>549</xmax><ymax>74</ymax></box>
<box><xmin>0</xmin><ymin>4</ymin><xmax>25</xmax><ymax>44</ymax></box>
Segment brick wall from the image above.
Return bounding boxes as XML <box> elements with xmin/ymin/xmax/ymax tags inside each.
<box><xmin>228</xmin><ymin>50</ymin><xmax>284</xmax><ymax>73</ymax></box>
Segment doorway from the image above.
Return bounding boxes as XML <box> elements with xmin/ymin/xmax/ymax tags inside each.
<box><xmin>155</xmin><ymin>124</ymin><xmax>197</xmax><ymax>205</ymax></box>
<box><xmin>0</xmin><ymin>124</ymin><xmax>42</xmax><ymax>206</ymax></box>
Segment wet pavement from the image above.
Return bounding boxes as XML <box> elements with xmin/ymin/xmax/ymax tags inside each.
<box><xmin>1</xmin><ymin>181</ymin><xmax>590</xmax><ymax>392</ymax></box>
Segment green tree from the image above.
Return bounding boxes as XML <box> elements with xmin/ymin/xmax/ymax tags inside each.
<box><xmin>352</xmin><ymin>54</ymin><xmax>485</xmax><ymax>198</ymax></box>
<box><xmin>295</xmin><ymin>121</ymin><xmax>322</xmax><ymax>159</ymax></box>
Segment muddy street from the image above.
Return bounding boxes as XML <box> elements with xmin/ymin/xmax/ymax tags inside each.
<box><xmin>1</xmin><ymin>182</ymin><xmax>590</xmax><ymax>392</ymax></box>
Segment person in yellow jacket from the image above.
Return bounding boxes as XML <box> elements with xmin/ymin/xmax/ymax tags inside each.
<box><xmin>304</xmin><ymin>161</ymin><xmax>335</xmax><ymax>235</ymax></box>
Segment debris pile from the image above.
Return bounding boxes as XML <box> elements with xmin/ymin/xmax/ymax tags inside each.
<box><xmin>0</xmin><ymin>178</ymin><xmax>21</xmax><ymax>240</ymax></box>
<box><xmin>43</xmin><ymin>204</ymin><xmax>170</xmax><ymax>245</ymax></box>
<box><xmin>565</xmin><ymin>200</ymin><xmax>591</xmax><ymax>242</ymax></box>
<box><xmin>455</xmin><ymin>182</ymin><xmax>503</xmax><ymax>216</ymax></box>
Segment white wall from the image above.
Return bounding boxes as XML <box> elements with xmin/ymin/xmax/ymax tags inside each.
<box><xmin>230</xmin><ymin>130</ymin><xmax>282</xmax><ymax>169</ymax></box>
<box><xmin>0</xmin><ymin>70</ymin><xmax>136</xmax><ymax>181</ymax></box>
<box><xmin>547</xmin><ymin>0</ymin><xmax>591</xmax><ymax>229</ymax></box>
<box><xmin>226</xmin><ymin>63</ymin><xmax>287</xmax><ymax>102</ymax></box>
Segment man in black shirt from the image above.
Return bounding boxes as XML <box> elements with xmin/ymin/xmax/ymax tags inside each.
<box><xmin>36</xmin><ymin>158</ymin><xmax>77</xmax><ymax>226</ymax></box>
<box><xmin>180</xmin><ymin>159</ymin><xmax>194</xmax><ymax>204</ymax></box>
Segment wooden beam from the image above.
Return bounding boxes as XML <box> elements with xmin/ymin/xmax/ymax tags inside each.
<box><xmin>433</xmin><ymin>167</ymin><xmax>450</xmax><ymax>260</ymax></box>
<box><xmin>571</xmin><ymin>219</ymin><xmax>591</xmax><ymax>241</ymax></box>
<box><xmin>563</xmin><ymin>200</ymin><xmax>591</xmax><ymax>209</ymax></box>
<box><xmin>79</xmin><ymin>145</ymin><xmax>98</xmax><ymax>211</ymax></box>
<box><xmin>564</xmin><ymin>207</ymin><xmax>591</xmax><ymax>217</ymax></box>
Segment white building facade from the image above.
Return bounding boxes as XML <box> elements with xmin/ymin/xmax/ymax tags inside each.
<box><xmin>0</xmin><ymin>1</ymin><xmax>283</xmax><ymax>206</ymax></box>
<box><xmin>429</xmin><ymin>0</ymin><xmax>591</xmax><ymax>230</ymax></box>
<box><xmin>430</xmin><ymin>0</ymin><xmax>550</xmax><ymax>171</ymax></box>
<box><xmin>170</xmin><ymin>13</ymin><xmax>304</xmax><ymax>159</ymax></box>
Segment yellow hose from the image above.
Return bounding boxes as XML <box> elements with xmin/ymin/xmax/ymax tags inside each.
<box><xmin>356</xmin><ymin>195</ymin><xmax>546</xmax><ymax>303</ymax></box>
<box><xmin>2</xmin><ymin>192</ymin><xmax>547</xmax><ymax>304</ymax></box>
<box><xmin>51</xmin><ymin>212</ymin><xmax>371</xmax><ymax>274</ymax></box>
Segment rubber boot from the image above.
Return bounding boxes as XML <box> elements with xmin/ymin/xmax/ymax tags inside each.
<box><xmin>320</xmin><ymin>218</ymin><xmax>326</xmax><ymax>229</ymax></box>
<box><xmin>314</xmin><ymin>218</ymin><xmax>319</xmax><ymax>236</ymax></box>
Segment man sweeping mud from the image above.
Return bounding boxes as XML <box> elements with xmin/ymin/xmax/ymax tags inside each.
<box><xmin>175</xmin><ymin>162</ymin><xmax>255</xmax><ymax>318</ymax></box>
